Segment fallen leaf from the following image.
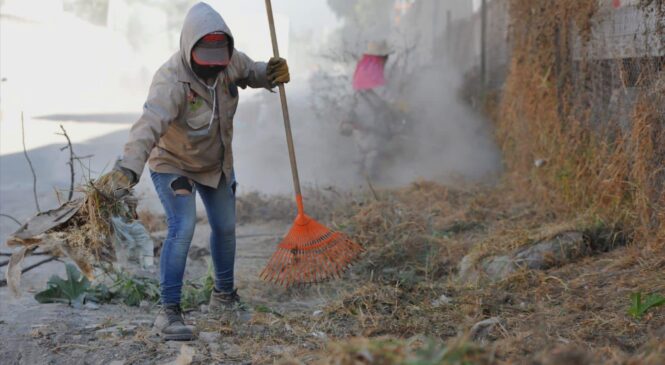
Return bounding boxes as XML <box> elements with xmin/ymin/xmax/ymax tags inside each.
<box><xmin>6</xmin><ymin>247</ymin><xmax>28</xmax><ymax>297</ymax></box>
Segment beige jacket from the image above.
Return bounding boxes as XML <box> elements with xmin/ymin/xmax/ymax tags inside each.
<box><xmin>119</xmin><ymin>2</ymin><xmax>271</xmax><ymax>188</ymax></box>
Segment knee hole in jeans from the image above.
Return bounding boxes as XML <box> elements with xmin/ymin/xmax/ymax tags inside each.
<box><xmin>171</xmin><ymin>176</ymin><xmax>194</xmax><ymax>196</ymax></box>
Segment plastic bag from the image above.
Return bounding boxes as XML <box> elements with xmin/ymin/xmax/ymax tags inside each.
<box><xmin>111</xmin><ymin>216</ymin><xmax>154</xmax><ymax>270</ymax></box>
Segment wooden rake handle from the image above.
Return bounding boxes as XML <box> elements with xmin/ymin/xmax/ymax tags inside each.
<box><xmin>264</xmin><ymin>0</ymin><xmax>305</xmax><ymax>216</ymax></box>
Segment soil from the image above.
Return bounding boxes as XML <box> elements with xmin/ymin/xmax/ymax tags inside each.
<box><xmin>0</xmin><ymin>220</ymin><xmax>338</xmax><ymax>365</ymax></box>
<box><xmin>1</xmin><ymin>184</ymin><xmax>664</xmax><ymax>365</ymax></box>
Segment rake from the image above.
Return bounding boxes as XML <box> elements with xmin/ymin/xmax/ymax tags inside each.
<box><xmin>260</xmin><ymin>0</ymin><xmax>364</xmax><ymax>287</ymax></box>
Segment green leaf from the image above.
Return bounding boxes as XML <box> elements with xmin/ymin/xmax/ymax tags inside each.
<box><xmin>182</xmin><ymin>260</ymin><xmax>215</xmax><ymax>311</ymax></box>
<box><xmin>643</xmin><ymin>293</ymin><xmax>665</xmax><ymax>309</ymax></box>
<box><xmin>34</xmin><ymin>263</ymin><xmax>90</xmax><ymax>307</ymax></box>
<box><xmin>629</xmin><ymin>292</ymin><xmax>665</xmax><ymax>319</ymax></box>
<box><xmin>110</xmin><ymin>270</ymin><xmax>160</xmax><ymax>307</ymax></box>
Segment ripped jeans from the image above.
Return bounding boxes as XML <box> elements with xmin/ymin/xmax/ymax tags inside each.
<box><xmin>150</xmin><ymin>170</ymin><xmax>237</xmax><ymax>305</ymax></box>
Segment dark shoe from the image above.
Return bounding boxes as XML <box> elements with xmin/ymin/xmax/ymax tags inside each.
<box><xmin>208</xmin><ymin>288</ymin><xmax>251</xmax><ymax>322</ymax></box>
<box><xmin>154</xmin><ymin>304</ymin><xmax>195</xmax><ymax>341</ymax></box>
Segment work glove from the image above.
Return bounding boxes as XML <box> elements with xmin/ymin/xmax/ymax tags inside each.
<box><xmin>267</xmin><ymin>57</ymin><xmax>290</xmax><ymax>86</ymax></box>
<box><xmin>97</xmin><ymin>165</ymin><xmax>136</xmax><ymax>199</ymax></box>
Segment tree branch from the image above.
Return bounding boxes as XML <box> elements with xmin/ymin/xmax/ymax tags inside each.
<box><xmin>21</xmin><ymin>112</ymin><xmax>40</xmax><ymax>213</ymax></box>
<box><xmin>57</xmin><ymin>125</ymin><xmax>75</xmax><ymax>202</ymax></box>
<box><xmin>0</xmin><ymin>213</ymin><xmax>22</xmax><ymax>226</ymax></box>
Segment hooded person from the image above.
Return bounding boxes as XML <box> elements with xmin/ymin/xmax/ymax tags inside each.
<box><xmin>97</xmin><ymin>2</ymin><xmax>290</xmax><ymax>341</ymax></box>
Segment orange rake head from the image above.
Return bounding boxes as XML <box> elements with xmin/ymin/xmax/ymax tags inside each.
<box><xmin>260</xmin><ymin>195</ymin><xmax>364</xmax><ymax>287</ymax></box>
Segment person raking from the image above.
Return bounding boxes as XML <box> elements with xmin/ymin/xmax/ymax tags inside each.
<box><xmin>97</xmin><ymin>2</ymin><xmax>290</xmax><ymax>341</ymax></box>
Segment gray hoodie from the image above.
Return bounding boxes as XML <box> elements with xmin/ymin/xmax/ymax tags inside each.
<box><xmin>119</xmin><ymin>2</ymin><xmax>271</xmax><ymax>188</ymax></box>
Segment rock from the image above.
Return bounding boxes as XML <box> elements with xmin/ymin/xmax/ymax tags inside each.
<box><xmin>264</xmin><ymin>345</ymin><xmax>289</xmax><ymax>356</ymax></box>
<box><xmin>84</xmin><ymin>302</ymin><xmax>100</xmax><ymax>310</ymax></box>
<box><xmin>311</xmin><ymin>331</ymin><xmax>328</xmax><ymax>341</ymax></box>
<box><xmin>109</xmin><ymin>361</ymin><xmax>125</xmax><ymax>365</ymax></box>
<box><xmin>458</xmin><ymin>231</ymin><xmax>587</xmax><ymax>284</ymax></box>
<box><xmin>222</xmin><ymin>343</ymin><xmax>244</xmax><ymax>358</ymax></box>
<box><xmin>432</xmin><ymin>294</ymin><xmax>452</xmax><ymax>307</ymax></box>
<box><xmin>513</xmin><ymin>231</ymin><xmax>587</xmax><ymax>270</ymax></box>
<box><xmin>457</xmin><ymin>255</ymin><xmax>480</xmax><ymax>285</ymax></box>
<box><xmin>312</xmin><ymin>310</ymin><xmax>323</xmax><ymax>317</ymax></box>
<box><xmin>481</xmin><ymin>255</ymin><xmax>514</xmax><ymax>279</ymax></box>
<box><xmin>200</xmin><ymin>304</ymin><xmax>209</xmax><ymax>314</ymax></box>
<box><xmin>469</xmin><ymin>317</ymin><xmax>501</xmax><ymax>343</ymax></box>
<box><xmin>199</xmin><ymin>331</ymin><xmax>220</xmax><ymax>344</ymax></box>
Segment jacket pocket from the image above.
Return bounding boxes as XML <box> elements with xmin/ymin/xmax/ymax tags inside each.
<box><xmin>186</xmin><ymin>109</ymin><xmax>211</xmax><ymax>131</ymax></box>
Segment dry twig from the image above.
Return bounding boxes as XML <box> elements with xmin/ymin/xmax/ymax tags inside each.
<box><xmin>21</xmin><ymin>112</ymin><xmax>40</xmax><ymax>213</ymax></box>
<box><xmin>57</xmin><ymin>124</ymin><xmax>75</xmax><ymax>202</ymax></box>
<box><xmin>0</xmin><ymin>213</ymin><xmax>22</xmax><ymax>226</ymax></box>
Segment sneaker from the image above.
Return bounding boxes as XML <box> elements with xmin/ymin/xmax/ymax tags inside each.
<box><xmin>153</xmin><ymin>304</ymin><xmax>195</xmax><ymax>341</ymax></box>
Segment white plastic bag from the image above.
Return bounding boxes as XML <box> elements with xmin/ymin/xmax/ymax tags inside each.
<box><xmin>111</xmin><ymin>216</ymin><xmax>154</xmax><ymax>270</ymax></box>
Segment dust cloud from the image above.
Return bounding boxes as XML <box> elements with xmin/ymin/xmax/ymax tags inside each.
<box><xmin>0</xmin><ymin>0</ymin><xmax>501</xmax><ymax>235</ymax></box>
<box><xmin>232</xmin><ymin>0</ymin><xmax>501</xmax><ymax>194</ymax></box>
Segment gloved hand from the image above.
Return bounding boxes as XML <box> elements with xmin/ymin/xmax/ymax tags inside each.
<box><xmin>267</xmin><ymin>57</ymin><xmax>290</xmax><ymax>86</ymax></box>
<box><xmin>96</xmin><ymin>166</ymin><xmax>136</xmax><ymax>199</ymax></box>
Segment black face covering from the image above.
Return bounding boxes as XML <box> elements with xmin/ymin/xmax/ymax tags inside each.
<box><xmin>191</xmin><ymin>61</ymin><xmax>225</xmax><ymax>80</ymax></box>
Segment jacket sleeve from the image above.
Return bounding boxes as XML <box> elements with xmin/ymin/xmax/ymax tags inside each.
<box><xmin>231</xmin><ymin>50</ymin><xmax>272</xmax><ymax>89</ymax></box>
<box><xmin>117</xmin><ymin>70</ymin><xmax>184</xmax><ymax>180</ymax></box>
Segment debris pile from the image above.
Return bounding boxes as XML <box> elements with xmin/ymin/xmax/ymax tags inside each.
<box><xmin>4</xmin><ymin>184</ymin><xmax>153</xmax><ymax>294</ymax></box>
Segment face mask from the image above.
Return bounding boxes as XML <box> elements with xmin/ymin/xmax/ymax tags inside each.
<box><xmin>192</xmin><ymin>61</ymin><xmax>225</xmax><ymax>80</ymax></box>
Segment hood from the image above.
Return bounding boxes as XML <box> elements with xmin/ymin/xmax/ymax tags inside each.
<box><xmin>180</xmin><ymin>2</ymin><xmax>235</xmax><ymax>72</ymax></box>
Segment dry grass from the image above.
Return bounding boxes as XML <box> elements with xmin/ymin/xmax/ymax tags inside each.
<box><xmin>495</xmin><ymin>0</ymin><xmax>665</xmax><ymax>246</ymax></box>
<box><xmin>261</xmin><ymin>181</ymin><xmax>665</xmax><ymax>364</ymax></box>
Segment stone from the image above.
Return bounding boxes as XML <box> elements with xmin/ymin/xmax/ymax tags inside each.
<box><xmin>481</xmin><ymin>255</ymin><xmax>514</xmax><ymax>280</ymax></box>
<box><xmin>458</xmin><ymin>231</ymin><xmax>587</xmax><ymax>284</ymax></box>
<box><xmin>222</xmin><ymin>343</ymin><xmax>244</xmax><ymax>358</ymax></box>
<box><xmin>457</xmin><ymin>254</ymin><xmax>480</xmax><ymax>285</ymax></box>
<box><xmin>432</xmin><ymin>294</ymin><xmax>452</xmax><ymax>307</ymax></box>
<box><xmin>264</xmin><ymin>345</ymin><xmax>289</xmax><ymax>356</ymax></box>
<box><xmin>311</xmin><ymin>331</ymin><xmax>328</xmax><ymax>341</ymax></box>
<box><xmin>84</xmin><ymin>302</ymin><xmax>100</xmax><ymax>310</ymax></box>
<box><xmin>470</xmin><ymin>317</ymin><xmax>501</xmax><ymax>343</ymax></box>
<box><xmin>199</xmin><ymin>331</ymin><xmax>220</xmax><ymax>344</ymax></box>
<box><xmin>512</xmin><ymin>231</ymin><xmax>587</xmax><ymax>270</ymax></box>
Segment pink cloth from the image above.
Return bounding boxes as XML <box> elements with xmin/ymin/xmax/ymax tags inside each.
<box><xmin>353</xmin><ymin>54</ymin><xmax>387</xmax><ymax>91</ymax></box>
<box><xmin>612</xmin><ymin>0</ymin><xmax>621</xmax><ymax>8</ymax></box>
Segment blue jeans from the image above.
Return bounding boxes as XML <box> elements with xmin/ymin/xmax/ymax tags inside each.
<box><xmin>150</xmin><ymin>170</ymin><xmax>237</xmax><ymax>305</ymax></box>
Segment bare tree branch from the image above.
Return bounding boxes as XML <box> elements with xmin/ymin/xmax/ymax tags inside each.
<box><xmin>21</xmin><ymin>112</ymin><xmax>40</xmax><ymax>213</ymax></box>
<box><xmin>0</xmin><ymin>213</ymin><xmax>22</xmax><ymax>226</ymax></box>
<box><xmin>1</xmin><ymin>251</ymin><xmax>50</xmax><ymax>257</ymax></box>
<box><xmin>56</xmin><ymin>124</ymin><xmax>75</xmax><ymax>202</ymax></box>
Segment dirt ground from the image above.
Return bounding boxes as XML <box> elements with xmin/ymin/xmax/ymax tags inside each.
<box><xmin>1</xmin><ymin>183</ymin><xmax>664</xmax><ymax>365</ymax></box>
<box><xmin>0</xmin><ymin>220</ymin><xmax>342</xmax><ymax>365</ymax></box>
